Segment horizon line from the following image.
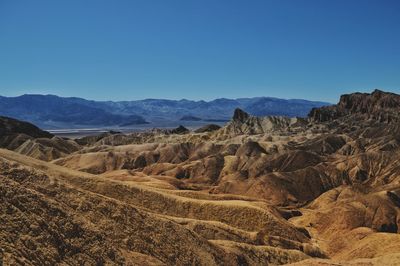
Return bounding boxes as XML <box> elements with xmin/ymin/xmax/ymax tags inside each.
<box><xmin>0</xmin><ymin>92</ymin><xmax>339</xmax><ymax>105</ymax></box>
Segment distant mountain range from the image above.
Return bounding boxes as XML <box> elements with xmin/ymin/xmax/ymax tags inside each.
<box><xmin>0</xmin><ymin>94</ymin><xmax>330</xmax><ymax>129</ymax></box>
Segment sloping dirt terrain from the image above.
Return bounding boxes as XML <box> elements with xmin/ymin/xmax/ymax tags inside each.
<box><xmin>0</xmin><ymin>149</ymin><xmax>312</xmax><ymax>265</ymax></box>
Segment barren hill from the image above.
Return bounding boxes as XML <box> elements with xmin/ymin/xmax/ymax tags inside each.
<box><xmin>1</xmin><ymin>89</ymin><xmax>400</xmax><ymax>265</ymax></box>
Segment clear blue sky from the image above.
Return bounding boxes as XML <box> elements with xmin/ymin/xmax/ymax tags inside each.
<box><xmin>0</xmin><ymin>0</ymin><xmax>399</xmax><ymax>103</ymax></box>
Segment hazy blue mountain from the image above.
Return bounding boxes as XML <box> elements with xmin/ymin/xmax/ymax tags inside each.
<box><xmin>180</xmin><ymin>115</ymin><xmax>202</xmax><ymax>121</ymax></box>
<box><xmin>0</xmin><ymin>95</ymin><xmax>148</xmax><ymax>128</ymax></box>
<box><xmin>0</xmin><ymin>94</ymin><xmax>330</xmax><ymax>129</ymax></box>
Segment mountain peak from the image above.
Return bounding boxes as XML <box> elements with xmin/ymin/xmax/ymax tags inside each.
<box><xmin>233</xmin><ymin>108</ymin><xmax>250</xmax><ymax>122</ymax></box>
<box><xmin>371</xmin><ymin>88</ymin><xmax>385</xmax><ymax>95</ymax></box>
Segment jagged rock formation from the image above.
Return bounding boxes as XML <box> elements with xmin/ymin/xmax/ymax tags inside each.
<box><xmin>214</xmin><ymin>108</ymin><xmax>307</xmax><ymax>138</ymax></box>
<box><xmin>75</xmin><ymin>131</ymin><xmax>121</xmax><ymax>146</ymax></box>
<box><xmin>0</xmin><ymin>116</ymin><xmax>80</xmax><ymax>161</ymax></box>
<box><xmin>309</xmin><ymin>89</ymin><xmax>400</xmax><ymax>122</ymax></box>
<box><xmin>169</xmin><ymin>125</ymin><xmax>190</xmax><ymax>134</ymax></box>
<box><xmin>194</xmin><ymin>124</ymin><xmax>221</xmax><ymax>133</ymax></box>
<box><xmin>233</xmin><ymin>108</ymin><xmax>250</xmax><ymax>121</ymax></box>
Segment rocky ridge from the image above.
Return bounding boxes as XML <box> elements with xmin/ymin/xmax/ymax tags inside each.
<box><xmin>309</xmin><ymin>89</ymin><xmax>400</xmax><ymax>122</ymax></box>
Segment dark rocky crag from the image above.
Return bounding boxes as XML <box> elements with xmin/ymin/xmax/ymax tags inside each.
<box><xmin>0</xmin><ymin>116</ymin><xmax>53</xmax><ymax>138</ymax></box>
<box><xmin>309</xmin><ymin>89</ymin><xmax>400</xmax><ymax>123</ymax></box>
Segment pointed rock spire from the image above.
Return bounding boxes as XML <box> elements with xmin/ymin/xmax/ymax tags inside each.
<box><xmin>233</xmin><ymin>108</ymin><xmax>250</xmax><ymax>122</ymax></box>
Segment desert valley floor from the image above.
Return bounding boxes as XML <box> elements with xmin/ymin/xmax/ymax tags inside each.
<box><xmin>1</xmin><ymin>90</ymin><xmax>400</xmax><ymax>265</ymax></box>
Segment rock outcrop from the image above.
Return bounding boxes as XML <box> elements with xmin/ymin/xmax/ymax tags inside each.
<box><xmin>0</xmin><ymin>116</ymin><xmax>80</xmax><ymax>161</ymax></box>
<box><xmin>216</xmin><ymin>108</ymin><xmax>306</xmax><ymax>137</ymax></box>
<box><xmin>194</xmin><ymin>124</ymin><xmax>221</xmax><ymax>133</ymax></box>
<box><xmin>0</xmin><ymin>116</ymin><xmax>53</xmax><ymax>138</ymax></box>
<box><xmin>309</xmin><ymin>89</ymin><xmax>400</xmax><ymax>122</ymax></box>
